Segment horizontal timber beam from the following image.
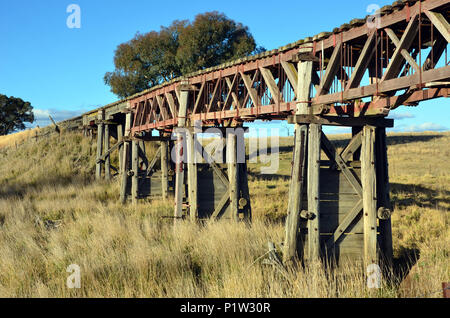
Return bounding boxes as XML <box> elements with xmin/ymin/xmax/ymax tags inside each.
<box><xmin>287</xmin><ymin>115</ymin><xmax>394</xmax><ymax>127</ymax></box>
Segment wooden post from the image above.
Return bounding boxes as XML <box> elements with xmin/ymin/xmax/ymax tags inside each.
<box><xmin>174</xmin><ymin>83</ymin><xmax>190</xmax><ymax>222</ymax></box>
<box><xmin>138</xmin><ymin>140</ymin><xmax>147</xmax><ymax>170</ymax></box>
<box><xmin>161</xmin><ymin>139</ymin><xmax>169</xmax><ymax>200</ymax></box>
<box><xmin>362</xmin><ymin>125</ymin><xmax>378</xmax><ymax>267</ymax></box>
<box><xmin>177</xmin><ymin>86</ymin><xmax>189</xmax><ymax>128</ymax></box>
<box><xmin>352</xmin><ymin>126</ymin><xmax>362</xmax><ymax>161</ymax></box>
<box><xmin>240</xmin><ymin>160</ymin><xmax>252</xmax><ymax>221</ymax></box>
<box><xmin>284</xmin><ymin>47</ymin><xmax>313</xmax><ymax>265</ymax></box>
<box><xmin>376</xmin><ymin>127</ymin><xmax>393</xmax><ymax>268</ymax></box>
<box><xmin>284</xmin><ymin>125</ymin><xmax>308</xmax><ymax>265</ymax></box>
<box><xmin>120</xmin><ymin>112</ymin><xmax>132</xmax><ymax>204</ymax></box>
<box><xmin>186</xmin><ymin>130</ymin><xmax>198</xmax><ymax>221</ymax></box>
<box><xmin>227</xmin><ymin>131</ymin><xmax>239</xmax><ymax>222</ymax></box>
<box><xmin>117</xmin><ymin>124</ymin><xmax>123</xmax><ymax>172</ymax></box>
<box><xmin>95</xmin><ymin>110</ymin><xmax>105</xmax><ymax>180</ymax></box>
<box><xmin>131</xmin><ymin>139</ymin><xmax>139</xmax><ymax>203</ymax></box>
<box><xmin>104</xmin><ymin>124</ymin><xmax>111</xmax><ymax>180</ymax></box>
<box><xmin>307</xmin><ymin>124</ymin><xmax>321</xmax><ymax>261</ymax></box>
<box><xmin>174</xmin><ymin>133</ymin><xmax>185</xmax><ymax>222</ymax></box>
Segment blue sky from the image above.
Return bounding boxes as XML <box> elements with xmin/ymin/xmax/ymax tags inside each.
<box><xmin>0</xmin><ymin>0</ymin><xmax>448</xmax><ymax>134</ymax></box>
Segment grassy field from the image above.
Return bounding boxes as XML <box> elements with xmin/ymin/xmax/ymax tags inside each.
<box><xmin>0</xmin><ymin>129</ymin><xmax>448</xmax><ymax>297</ymax></box>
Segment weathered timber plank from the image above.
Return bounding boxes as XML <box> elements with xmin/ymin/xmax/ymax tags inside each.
<box><xmin>227</xmin><ymin>132</ymin><xmax>239</xmax><ymax>221</ymax></box>
<box><xmin>288</xmin><ymin>115</ymin><xmax>394</xmax><ymax>127</ymax></box>
<box><xmin>425</xmin><ymin>10</ymin><xmax>450</xmax><ymax>44</ymax></box>
<box><xmin>362</xmin><ymin>125</ymin><xmax>378</xmax><ymax>266</ymax></box>
<box><xmin>161</xmin><ymin>140</ymin><xmax>169</xmax><ymax>199</ymax></box>
<box><xmin>131</xmin><ymin>140</ymin><xmax>139</xmax><ymax>203</ymax></box>
<box><xmin>307</xmin><ymin>123</ymin><xmax>321</xmax><ymax>261</ymax></box>
<box><xmin>284</xmin><ymin>124</ymin><xmax>308</xmax><ymax>265</ymax></box>
<box><xmin>104</xmin><ymin>124</ymin><xmax>111</xmax><ymax>180</ymax></box>
<box><xmin>187</xmin><ymin>131</ymin><xmax>198</xmax><ymax>221</ymax></box>
<box><xmin>376</xmin><ymin>128</ymin><xmax>393</xmax><ymax>267</ymax></box>
<box><xmin>321</xmin><ymin>134</ymin><xmax>363</xmax><ymax>197</ymax></box>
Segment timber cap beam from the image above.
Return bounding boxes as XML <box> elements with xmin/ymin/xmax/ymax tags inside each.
<box><xmin>134</xmin><ymin>135</ymin><xmax>172</xmax><ymax>142</ymax></box>
<box><xmin>287</xmin><ymin>115</ymin><xmax>394</xmax><ymax>128</ymax></box>
<box><xmin>174</xmin><ymin>126</ymin><xmax>250</xmax><ymax>133</ymax></box>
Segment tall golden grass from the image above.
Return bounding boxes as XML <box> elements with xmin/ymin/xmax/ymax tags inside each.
<box><xmin>0</xmin><ymin>127</ymin><xmax>41</xmax><ymax>149</ymax></box>
<box><xmin>0</xmin><ymin>130</ymin><xmax>448</xmax><ymax>297</ymax></box>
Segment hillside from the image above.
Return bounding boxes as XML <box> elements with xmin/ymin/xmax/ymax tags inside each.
<box><xmin>0</xmin><ymin>130</ymin><xmax>448</xmax><ymax>297</ymax></box>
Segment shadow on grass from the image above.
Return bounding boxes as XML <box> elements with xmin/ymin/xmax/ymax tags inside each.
<box><xmin>248</xmin><ymin>145</ymin><xmax>293</xmax><ymax>161</ymax></box>
<box><xmin>0</xmin><ymin>174</ymin><xmax>92</xmax><ymax>200</ymax></box>
<box><xmin>388</xmin><ymin>247</ymin><xmax>421</xmax><ymax>288</ymax></box>
<box><xmin>386</xmin><ymin>134</ymin><xmax>444</xmax><ymax>146</ymax></box>
<box><xmin>319</xmin><ymin>133</ymin><xmax>444</xmax><ymax>149</ymax></box>
<box><xmin>390</xmin><ymin>182</ymin><xmax>450</xmax><ymax>209</ymax></box>
<box><xmin>247</xmin><ymin>171</ymin><xmax>291</xmax><ymax>182</ymax></box>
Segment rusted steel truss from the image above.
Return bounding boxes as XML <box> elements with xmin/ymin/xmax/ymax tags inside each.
<box><xmin>130</xmin><ymin>0</ymin><xmax>450</xmax><ymax>135</ymax></box>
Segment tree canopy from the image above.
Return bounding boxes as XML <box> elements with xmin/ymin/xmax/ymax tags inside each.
<box><xmin>104</xmin><ymin>12</ymin><xmax>264</xmax><ymax>99</ymax></box>
<box><xmin>0</xmin><ymin>94</ymin><xmax>34</xmax><ymax>135</ymax></box>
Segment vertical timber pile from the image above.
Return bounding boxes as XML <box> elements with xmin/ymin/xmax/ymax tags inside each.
<box><xmin>186</xmin><ymin>129</ymin><xmax>198</xmax><ymax>221</ymax></box>
<box><xmin>104</xmin><ymin>121</ymin><xmax>111</xmax><ymax>180</ymax></box>
<box><xmin>95</xmin><ymin>109</ymin><xmax>105</xmax><ymax>180</ymax></box>
<box><xmin>131</xmin><ymin>139</ymin><xmax>139</xmax><ymax>203</ymax></box>
<box><xmin>160</xmin><ymin>135</ymin><xmax>169</xmax><ymax>200</ymax></box>
<box><xmin>120</xmin><ymin>111</ymin><xmax>132</xmax><ymax>203</ymax></box>
<box><xmin>227</xmin><ymin>130</ymin><xmax>239</xmax><ymax>222</ymax></box>
<box><xmin>174</xmin><ymin>82</ymin><xmax>190</xmax><ymax>222</ymax></box>
<box><xmin>361</xmin><ymin>126</ymin><xmax>378</xmax><ymax>267</ymax></box>
<box><xmin>284</xmin><ymin>46</ymin><xmax>313</xmax><ymax>265</ymax></box>
<box><xmin>117</xmin><ymin>124</ymin><xmax>124</xmax><ymax>172</ymax></box>
<box><xmin>376</xmin><ymin>128</ymin><xmax>393</xmax><ymax>268</ymax></box>
<box><xmin>307</xmin><ymin>123</ymin><xmax>321</xmax><ymax>261</ymax></box>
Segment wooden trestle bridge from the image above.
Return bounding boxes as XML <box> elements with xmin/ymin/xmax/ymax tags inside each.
<box><xmin>63</xmin><ymin>0</ymin><xmax>449</xmax><ymax>268</ymax></box>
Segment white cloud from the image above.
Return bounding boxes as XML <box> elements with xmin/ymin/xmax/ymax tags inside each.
<box><xmin>387</xmin><ymin>111</ymin><xmax>415</xmax><ymax>120</ymax></box>
<box><xmin>393</xmin><ymin>122</ymin><xmax>448</xmax><ymax>132</ymax></box>
<box><xmin>27</xmin><ymin>108</ymin><xmax>85</xmax><ymax>128</ymax></box>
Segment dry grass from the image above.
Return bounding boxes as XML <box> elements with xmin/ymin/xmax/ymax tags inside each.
<box><xmin>0</xmin><ymin>130</ymin><xmax>448</xmax><ymax>298</ymax></box>
<box><xmin>0</xmin><ymin>127</ymin><xmax>41</xmax><ymax>149</ymax></box>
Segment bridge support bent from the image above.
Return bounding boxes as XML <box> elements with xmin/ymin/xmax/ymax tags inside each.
<box><xmin>285</xmin><ymin>116</ymin><xmax>394</xmax><ymax>269</ymax></box>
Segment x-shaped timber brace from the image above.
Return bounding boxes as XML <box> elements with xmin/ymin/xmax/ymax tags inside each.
<box><xmin>119</xmin><ymin>134</ymin><xmax>175</xmax><ymax>204</ymax></box>
<box><xmin>172</xmin><ymin>127</ymin><xmax>252</xmax><ymax>223</ymax></box>
<box><xmin>95</xmin><ymin>109</ymin><xmax>125</xmax><ymax>181</ymax></box>
<box><xmin>284</xmin><ymin>115</ymin><xmax>394</xmax><ymax>269</ymax></box>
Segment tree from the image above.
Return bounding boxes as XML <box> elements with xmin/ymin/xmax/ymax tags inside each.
<box><xmin>104</xmin><ymin>12</ymin><xmax>264</xmax><ymax>99</ymax></box>
<box><xmin>177</xmin><ymin>12</ymin><xmax>263</xmax><ymax>74</ymax></box>
<box><xmin>0</xmin><ymin>94</ymin><xmax>34</xmax><ymax>135</ymax></box>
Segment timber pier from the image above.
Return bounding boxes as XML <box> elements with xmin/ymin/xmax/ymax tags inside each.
<box><xmin>54</xmin><ymin>0</ymin><xmax>450</xmax><ymax>268</ymax></box>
